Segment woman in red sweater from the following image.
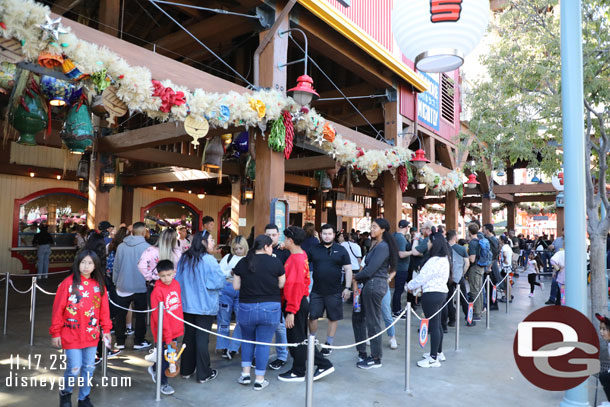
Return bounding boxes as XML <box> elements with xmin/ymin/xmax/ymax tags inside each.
<box><xmin>50</xmin><ymin>250</ymin><xmax>112</xmax><ymax>407</ymax></box>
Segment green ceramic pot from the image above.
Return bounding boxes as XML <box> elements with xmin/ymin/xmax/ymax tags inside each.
<box><xmin>61</xmin><ymin>102</ymin><xmax>94</xmax><ymax>154</ymax></box>
<box><xmin>11</xmin><ymin>91</ymin><xmax>48</xmax><ymax>146</ymax></box>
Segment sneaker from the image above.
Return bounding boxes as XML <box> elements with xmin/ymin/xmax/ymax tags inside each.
<box><xmin>77</xmin><ymin>396</ymin><xmax>94</xmax><ymax>407</ymax></box>
<box><xmin>392</xmin><ymin>311</ymin><xmax>402</xmax><ymax>318</ymax></box>
<box><xmin>148</xmin><ymin>365</ymin><xmax>156</xmax><ymax>383</ymax></box>
<box><xmin>145</xmin><ymin>348</ymin><xmax>157</xmax><ymax>362</ymax></box>
<box><xmin>389</xmin><ymin>337</ymin><xmax>398</xmax><ymax>349</ymax></box>
<box><xmin>114</xmin><ymin>343</ymin><xmax>125</xmax><ymax>350</ymax></box>
<box><xmin>268</xmin><ymin>359</ymin><xmax>286</xmax><ymax>370</ymax></box>
<box><xmin>313</xmin><ymin>366</ymin><xmax>335</xmax><ymax>381</ymax></box>
<box><xmin>221</xmin><ymin>349</ymin><xmax>235</xmax><ymax>360</ymax></box>
<box><xmin>237</xmin><ymin>374</ymin><xmax>251</xmax><ymax>385</ymax></box>
<box><xmin>254</xmin><ymin>379</ymin><xmax>269</xmax><ymax>391</ymax></box>
<box><xmin>357</xmin><ymin>352</ymin><xmax>368</xmax><ymax>362</ymax></box>
<box><xmin>473</xmin><ymin>315</ymin><xmax>482</xmax><ymax>322</ymax></box>
<box><xmin>198</xmin><ymin>370</ymin><xmax>218</xmax><ymax>383</ymax></box>
<box><xmin>545</xmin><ymin>299</ymin><xmax>555</xmax><ymax>305</ymax></box>
<box><xmin>320</xmin><ymin>343</ymin><xmax>332</xmax><ymax>356</ymax></box>
<box><xmin>417</xmin><ymin>357</ymin><xmax>441</xmax><ymax>368</ymax></box>
<box><xmin>160</xmin><ymin>384</ymin><xmax>175</xmax><ymax>395</ymax></box>
<box><xmin>423</xmin><ymin>352</ymin><xmax>446</xmax><ymax>362</ymax></box>
<box><xmin>447</xmin><ymin>321</ymin><xmax>456</xmax><ymax>327</ymax></box>
<box><xmin>442</xmin><ymin>327</ymin><xmax>448</xmax><ymax>334</ymax></box>
<box><xmin>108</xmin><ymin>348</ymin><xmax>121</xmax><ymax>358</ymax></box>
<box><xmin>95</xmin><ymin>356</ymin><xmax>102</xmax><ymax>365</ymax></box>
<box><xmin>278</xmin><ymin>370</ymin><xmax>305</xmax><ymax>382</ymax></box>
<box><xmin>60</xmin><ymin>391</ymin><xmax>72</xmax><ymax>407</ymax></box>
<box><xmin>181</xmin><ymin>370</ymin><xmax>194</xmax><ymax>379</ymax></box>
<box><xmin>134</xmin><ymin>340</ymin><xmax>152</xmax><ymax>350</ymax></box>
<box><xmin>357</xmin><ymin>357</ymin><xmax>382</xmax><ymax>369</ymax></box>
<box><xmin>540</xmin><ymin>282</ymin><xmax>545</xmax><ymax>290</ymax></box>
<box><xmin>126</xmin><ymin>328</ymin><xmax>134</xmax><ymax>336</ymax></box>
<box><xmin>466</xmin><ymin>321</ymin><xmax>477</xmax><ymax>327</ymax></box>
<box><xmin>528</xmin><ymin>293</ymin><xmax>534</xmax><ymax>298</ymax></box>
<box><xmin>251</xmin><ymin>358</ymin><xmax>256</xmax><ymax>369</ymax></box>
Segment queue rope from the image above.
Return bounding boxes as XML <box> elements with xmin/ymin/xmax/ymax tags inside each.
<box><xmin>108</xmin><ymin>297</ymin><xmax>158</xmax><ymax>313</ymax></box>
<box><xmin>35</xmin><ymin>284</ymin><xmax>57</xmax><ymax>296</ymax></box>
<box><xmin>408</xmin><ymin>288</ymin><xmax>459</xmax><ymax>322</ymax></box>
<box><xmin>2</xmin><ymin>269</ymin><xmax>72</xmax><ymax>277</ymax></box>
<box><xmin>8</xmin><ymin>279</ymin><xmax>33</xmax><ymax>294</ymax></box>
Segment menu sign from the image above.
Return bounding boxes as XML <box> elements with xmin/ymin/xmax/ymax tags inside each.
<box><xmin>336</xmin><ymin>200</ymin><xmax>364</xmax><ymax>217</ymax></box>
<box><xmin>284</xmin><ymin>192</ymin><xmax>307</xmax><ymax>213</ymax></box>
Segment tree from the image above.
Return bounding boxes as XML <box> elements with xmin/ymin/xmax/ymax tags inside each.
<box><xmin>462</xmin><ymin>0</ymin><xmax>610</xmax><ymax>327</ymax></box>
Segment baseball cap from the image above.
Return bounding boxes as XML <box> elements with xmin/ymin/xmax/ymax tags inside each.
<box><xmin>398</xmin><ymin>220</ymin><xmax>410</xmax><ymax>229</ymax></box>
<box><xmin>98</xmin><ymin>221</ymin><xmax>114</xmax><ymax>231</ymax></box>
<box><xmin>422</xmin><ymin>220</ymin><xmax>434</xmax><ymax>230</ymax></box>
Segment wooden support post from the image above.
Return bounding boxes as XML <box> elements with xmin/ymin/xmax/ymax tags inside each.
<box><xmin>482</xmin><ymin>196</ymin><xmax>492</xmax><ymax>225</ymax></box>
<box><xmin>424</xmin><ymin>136</ymin><xmax>435</xmax><ymax>164</ymax></box>
<box><xmin>412</xmin><ymin>204</ymin><xmax>419</xmax><ymax>228</ymax></box>
<box><xmin>507</xmin><ymin>204</ymin><xmax>516</xmax><ymax>232</ymax></box>
<box><xmin>315</xmin><ymin>192</ymin><xmax>327</xmax><ymax>229</ymax></box>
<box><xmin>445</xmin><ymin>191</ymin><xmax>459</xmax><ymax>231</ymax></box>
<box><xmin>98</xmin><ymin>0</ymin><xmax>120</xmax><ymax>36</ymax></box>
<box><xmin>87</xmin><ymin>153</ymin><xmax>110</xmax><ymax>230</ymax></box>
<box><xmin>556</xmin><ymin>207</ymin><xmax>564</xmax><ymax>236</ymax></box>
<box><xmin>253</xmin><ymin>4</ymin><xmax>288</xmax><ymax>236</ymax></box>
<box><xmin>383</xmin><ymin>99</ymin><xmax>401</xmax><ymax>233</ymax></box>
<box><xmin>121</xmin><ymin>186</ymin><xmax>134</xmax><ymax>226</ymax></box>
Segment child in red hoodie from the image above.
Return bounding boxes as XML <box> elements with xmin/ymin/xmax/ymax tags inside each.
<box><xmin>278</xmin><ymin>227</ymin><xmax>334</xmax><ymax>382</ymax></box>
<box><xmin>50</xmin><ymin>249</ymin><xmax>112</xmax><ymax>407</ymax></box>
<box><xmin>148</xmin><ymin>259</ymin><xmax>184</xmax><ymax>396</ymax></box>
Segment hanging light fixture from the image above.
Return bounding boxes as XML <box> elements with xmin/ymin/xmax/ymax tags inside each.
<box><xmin>153</xmin><ymin>186</ymin><xmax>157</xmax><ymax>190</ymax></box>
<box><xmin>244</xmin><ymin>187</ymin><xmax>254</xmax><ymax>201</ymax></box>
<box><xmin>56</xmin><ymin>174</ymin><xmax>61</xmax><ymax>180</ymax></box>
<box><xmin>531</xmin><ymin>175</ymin><xmax>540</xmax><ymax>183</ymax></box>
<box><xmin>465</xmin><ymin>173</ymin><xmax>480</xmax><ymax>189</ymax></box>
<box><xmin>100</xmin><ymin>164</ymin><xmax>116</xmax><ymax>192</ymax></box>
<box><xmin>496</xmin><ymin>167</ymin><xmax>505</xmax><ymax>177</ymax></box>
<box><xmin>29</xmin><ymin>172</ymin><xmax>35</xmax><ymax>178</ymax></box>
<box><xmin>392</xmin><ymin>0</ymin><xmax>490</xmax><ymax>72</ymax></box>
<box><xmin>197</xmin><ymin>191</ymin><xmax>206</xmax><ymax>199</ymax></box>
<box><xmin>188</xmin><ymin>190</ymin><xmax>192</xmax><ymax>194</ymax></box>
<box><xmin>288</xmin><ymin>75</ymin><xmax>319</xmax><ymax>106</ymax></box>
<box><xmin>170</xmin><ymin>187</ymin><xmax>174</xmax><ymax>192</ymax></box>
<box><xmin>325</xmin><ymin>199</ymin><xmax>333</xmax><ymax>208</ymax></box>
<box><xmin>410</xmin><ymin>149</ymin><xmax>430</xmax><ymax>170</ymax></box>
<box><xmin>76</xmin><ymin>154</ymin><xmax>89</xmax><ymax>181</ymax></box>
<box><xmin>203</xmin><ymin>136</ymin><xmax>224</xmax><ymax>169</ymax></box>
<box><xmin>320</xmin><ymin>173</ymin><xmax>333</xmax><ymax>193</ymax></box>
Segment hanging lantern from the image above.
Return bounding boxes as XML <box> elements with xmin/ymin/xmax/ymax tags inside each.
<box><xmin>11</xmin><ymin>90</ymin><xmax>48</xmax><ymax>146</ymax></box>
<box><xmin>184</xmin><ymin>115</ymin><xmax>209</xmax><ymax>147</ymax></box>
<box><xmin>61</xmin><ymin>102</ymin><xmax>94</xmax><ymax>154</ymax></box>
<box><xmin>496</xmin><ymin>168</ymin><xmax>505</xmax><ymax>177</ymax></box>
<box><xmin>76</xmin><ymin>154</ymin><xmax>89</xmax><ymax>180</ymax></box>
<box><xmin>531</xmin><ymin>175</ymin><xmax>540</xmax><ymax>183</ymax></box>
<box><xmin>287</xmin><ymin>75</ymin><xmax>319</xmax><ymax>106</ymax></box>
<box><xmin>465</xmin><ymin>173</ymin><xmax>480</xmax><ymax>189</ymax></box>
<box><xmin>410</xmin><ymin>149</ymin><xmax>430</xmax><ymax>170</ymax></box>
<box><xmin>203</xmin><ymin>136</ymin><xmax>224</xmax><ymax>169</ymax></box>
<box><xmin>325</xmin><ymin>199</ymin><xmax>333</xmax><ymax>209</ymax></box>
<box><xmin>101</xmin><ymin>165</ymin><xmax>116</xmax><ymax>190</ymax></box>
<box><xmin>392</xmin><ymin>0</ymin><xmax>490</xmax><ymax>72</ymax></box>
<box><xmin>40</xmin><ymin>75</ymin><xmax>72</xmax><ymax>107</ymax></box>
<box><xmin>221</xmin><ymin>133</ymin><xmax>233</xmax><ymax>145</ymax></box>
<box><xmin>320</xmin><ymin>173</ymin><xmax>333</xmax><ymax>193</ymax></box>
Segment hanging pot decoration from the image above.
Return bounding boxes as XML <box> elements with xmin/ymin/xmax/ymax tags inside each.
<box><xmin>202</xmin><ymin>136</ymin><xmax>224</xmax><ymax>169</ymax></box>
<box><xmin>221</xmin><ymin>133</ymin><xmax>232</xmax><ymax>145</ymax></box>
<box><xmin>268</xmin><ymin>117</ymin><xmax>285</xmax><ymax>152</ymax></box>
<box><xmin>60</xmin><ymin>101</ymin><xmax>94</xmax><ymax>154</ymax></box>
<box><xmin>232</xmin><ymin>131</ymin><xmax>249</xmax><ymax>157</ymax></box>
<box><xmin>37</xmin><ymin>50</ymin><xmax>64</xmax><ymax>69</ymax></box>
<box><xmin>184</xmin><ymin>115</ymin><xmax>209</xmax><ymax>146</ymax></box>
<box><xmin>283</xmin><ymin>110</ymin><xmax>294</xmax><ymax>160</ymax></box>
<box><xmin>323</xmin><ymin>122</ymin><xmax>336</xmax><ymax>143</ymax></box>
<box><xmin>91</xmin><ymin>94</ymin><xmax>106</xmax><ymax>117</ymax></box>
<box><xmin>40</xmin><ymin>75</ymin><xmax>72</xmax><ymax>107</ymax></box>
<box><xmin>62</xmin><ymin>58</ymin><xmax>89</xmax><ymax>81</ymax></box>
<box><xmin>11</xmin><ymin>88</ymin><xmax>48</xmax><ymax>146</ymax></box>
<box><xmin>101</xmin><ymin>86</ymin><xmax>128</xmax><ymax>125</ymax></box>
<box><xmin>392</xmin><ymin>0</ymin><xmax>489</xmax><ymax>72</ymax></box>
<box><xmin>0</xmin><ymin>61</ymin><xmax>16</xmax><ymax>94</ymax></box>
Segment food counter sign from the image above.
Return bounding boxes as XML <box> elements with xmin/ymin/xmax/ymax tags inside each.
<box><xmin>270</xmin><ymin>199</ymin><xmax>289</xmax><ymax>242</ymax></box>
<box><xmin>417</xmin><ymin>72</ymin><xmax>440</xmax><ymax>131</ymax></box>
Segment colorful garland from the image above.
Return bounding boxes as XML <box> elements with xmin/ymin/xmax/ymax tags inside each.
<box><xmin>0</xmin><ymin>0</ymin><xmax>465</xmax><ymax>191</ymax></box>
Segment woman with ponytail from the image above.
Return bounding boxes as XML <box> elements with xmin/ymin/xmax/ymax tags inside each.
<box><xmin>352</xmin><ymin>218</ymin><xmax>397</xmax><ymax>369</ymax></box>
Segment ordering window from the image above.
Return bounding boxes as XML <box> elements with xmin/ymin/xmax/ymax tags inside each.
<box><xmin>143</xmin><ymin>201</ymin><xmax>200</xmax><ymax>237</ymax></box>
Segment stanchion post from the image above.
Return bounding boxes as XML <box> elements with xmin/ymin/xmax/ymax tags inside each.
<box><xmin>3</xmin><ymin>272</ymin><xmax>9</xmax><ymax>335</ymax></box>
<box><xmin>155</xmin><ymin>302</ymin><xmax>164</xmax><ymax>402</ymax></box>
<box><xmin>29</xmin><ymin>276</ymin><xmax>37</xmax><ymax>346</ymax></box>
<box><xmin>455</xmin><ymin>285</ymin><xmax>460</xmax><ymax>351</ymax></box>
<box><xmin>486</xmin><ymin>277</ymin><xmax>490</xmax><ymax>330</ymax></box>
<box><xmin>102</xmin><ymin>328</ymin><xmax>108</xmax><ymax>378</ymax></box>
<box><xmin>405</xmin><ymin>302</ymin><xmax>411</xmax><ymax>393</ymax></box>
<box><xmin>305</xmin><ymin>334</ymin><xmax>315</xmax><ymax>407</ymax></box>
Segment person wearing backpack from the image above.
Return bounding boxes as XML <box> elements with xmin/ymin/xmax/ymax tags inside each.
<box><xmin>466</xmin><ymin>223</ymin><xmax>491</xmax><ymax>321</ymax></box>
<box><xmin>483</xmin><ymin>224</ymin><xmax>501</xmax><ymax>311</ymax></box>
<box><xmin>445</xmin><ymin>230</ymin><xmax>475</xmax><ymax>327</ymax></box>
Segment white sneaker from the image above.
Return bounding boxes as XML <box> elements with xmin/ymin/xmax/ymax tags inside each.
<box><xmin>540</xmin><ymin>282</ymin><xmax>545</xmax><ymax>290</ymax></box>
<box><xmin>597</xmin><ymin>402</ymin><xmax>610</xmax><ymax>407</ymax></box>
<box><xmin>422</xmin><ymin>352</ymin><xmax>446</xmax><ymax>361</ymax></box>
<box><xmin>145</xmin><ymin>348</ymin><xmax>157</xmax><ymax>362</ymax></box>
<box><xmin>417</xmin><ymin>357</ymin><xmax>441</xmax><ymax>368</ymax></box>
<box><xmin>389</xmin><ymin>337</ymin><xmax>398</xmax><ymax>349</ymax></box>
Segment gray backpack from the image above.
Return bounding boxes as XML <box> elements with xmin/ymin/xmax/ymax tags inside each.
<box><xmin>451</xmin><ymin>247</ymin><xmax>464</xmax><ymax>284</ymax></box>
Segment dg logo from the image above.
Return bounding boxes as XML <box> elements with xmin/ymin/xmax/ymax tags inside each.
<box><xmin>513</xmin><ymin>306</ymin><xmax>600</xmax><ymax>391</ymax></box>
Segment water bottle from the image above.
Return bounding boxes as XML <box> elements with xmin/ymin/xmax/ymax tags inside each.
<box><xmin>353</xmin><ymin>283</ymin><xmax>363</xmax><ymax>313</ymax></box>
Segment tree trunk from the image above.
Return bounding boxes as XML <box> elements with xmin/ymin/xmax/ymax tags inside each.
<box><xmin>589</xmin><ymin>233</ymin><xmax>608</xmax><ymax>359</ymax></box>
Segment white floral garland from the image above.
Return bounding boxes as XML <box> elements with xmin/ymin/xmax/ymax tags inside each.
<box><xmin>0</xmin><ymin>0</ymin><xmax>464</xmax><ymax>190</ymax></box>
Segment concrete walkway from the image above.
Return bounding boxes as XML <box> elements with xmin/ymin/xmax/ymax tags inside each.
<box><xmin>0</xmin><ymin>273</ymin><xmax>599</xmax><ymax>407</ymax></box>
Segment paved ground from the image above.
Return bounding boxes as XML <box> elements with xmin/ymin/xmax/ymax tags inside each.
<box><xmin>0</xmin><ymin>273</ymin><xmax>600</xmax><ymax>407</ymax></box>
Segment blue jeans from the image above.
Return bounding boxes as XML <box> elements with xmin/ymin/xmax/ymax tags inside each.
<box><xmin>238</xmin><ymin>302</ymin><xmax>281</xmax><ymax>376</ymax></box>
<box><xmin>381</xmin><ymin>289</ymin><xmax>395</xmax><ymax>338</ymax></box>
<box><xmin>272</xmin><ymin>317</ymin><xmax>288</xmax><ymax>361</ymax></box>
<box><xmin>63</xmin><ymin>346</ymin><xmax>96</xmax><ymax>400</ymax></box>
<box><xmin>548</xmin><ymin>276</ymin><xmax>559</xmax><ymax>302</ymax></box>
<box><xmin>37</xmin><ymin>244</ymin><xmax>51</xmax><ymax>277</ymax></box>
<box><xmin>216</xmin><ymin>282</ymin><xmax>242</xmax><ymax>352</ymax></box>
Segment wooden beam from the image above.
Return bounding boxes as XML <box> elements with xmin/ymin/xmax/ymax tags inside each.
<box><xmin>494</xmin><ymin>183</ymin><xmax>556</xmax><ymax>194</ymax></box>
<box><xmin>116</xmin><ymin>148</ymin><xmax>201</xmax><ymax>169</ymax></box>
<box><xmin>285</xmin><ymin>155</ymin><xmax>336</xmax><ymax>172</ymax></box>
<box><xmin>495</xmin><ymin>193</ymin><xmax>514</xmax><ymax>203</ymax></box>
<box><xmin>120</xmin><ymin>169</ymin><xmax>219</xmax><ymax>186</ymax></box>
<box><xmin>513</xmin><ymin>194</ymin><xmax>557</xmax><ymax>203</ymax></box>
<box><xmin>98</xmin><ymin>0</ymin><xmax>120</xmax><ymax>36</ymax></box>
<box><xmin>402</xmin><ymin>196</ymin><xmax>417</xmax><ymax>204</ymax></box>
<box><xmin>55</xmin><ymin>13</ymin><xmax>248</xmax><ymax>93</ymax></box>
<box><xmin>331</xmin><ymin>107</ymin><xmax>384</xmax><ymax>127</ymax></box>
<box><xmin>0</xmin><ymin>162</ymin><xmax>76</xmax><ymax>180</ymax></box>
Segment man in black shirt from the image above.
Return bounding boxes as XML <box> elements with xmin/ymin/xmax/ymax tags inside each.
<box><xmin>308</xmin><ymin>224</ymin><xmax>352</xmax><ymax>355</ymax></box>
<box><xmin>264</xmin><ymin>224</ymin><xmax>289</xmax><ymax>369</ymax></box>
<box><xmin>33</xmin><ymin>223</ymin><xmax>54</xmax><ymax>279</ymax></box>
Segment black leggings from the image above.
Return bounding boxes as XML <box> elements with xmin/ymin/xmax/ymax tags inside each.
<box><xmin>421</xmin><ymin>292</ymin><xmax>446</xmax><ymax>359</ymax></box>
<box><xmin>600</xmin><ymin>371</ymin><xmax>610</xmax><ymax>401</ymax></box>
<box><xmin>528</xmin><ymin>274</ymin><xmax>541</xmax><ymax>294</ymax></box>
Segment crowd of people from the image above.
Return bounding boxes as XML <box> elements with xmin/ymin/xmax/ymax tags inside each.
<box><xmin>47</xmin><ymin>216</ymin><xmax>564</xmax><ymax>407</ymax></box>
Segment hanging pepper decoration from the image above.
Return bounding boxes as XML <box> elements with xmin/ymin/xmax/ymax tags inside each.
<box><xmin>282</xmin><ymin>110</ymin><xmax>294</xmax><ymax>160</ymax></box>
<box><xmin>268</xmin><ymin>117</ymin><xmax>285</xmax><ymax>152</ymax></box>
<box><xmin>398</xmin><ymin>165</ymin><xmax>409</xmax><ymax>192</ymax></box>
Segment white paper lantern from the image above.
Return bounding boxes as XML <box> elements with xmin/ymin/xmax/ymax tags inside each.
<box><xmin>392</xmin><ymin>0</ymin><xmax>490</xmax><ymax>73</ymax></box>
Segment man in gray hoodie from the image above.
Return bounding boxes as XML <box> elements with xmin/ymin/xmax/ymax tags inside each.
<box><xmin>113</xmin><ymin>222</ymin><xmax>151</xmax><ymax>349</ymax></box>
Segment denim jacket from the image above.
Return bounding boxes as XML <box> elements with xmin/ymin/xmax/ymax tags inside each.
<box><xmin>176</xmin><ymin>253</ymin><xmax>225</xmax><ymax>315</ymax></box>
